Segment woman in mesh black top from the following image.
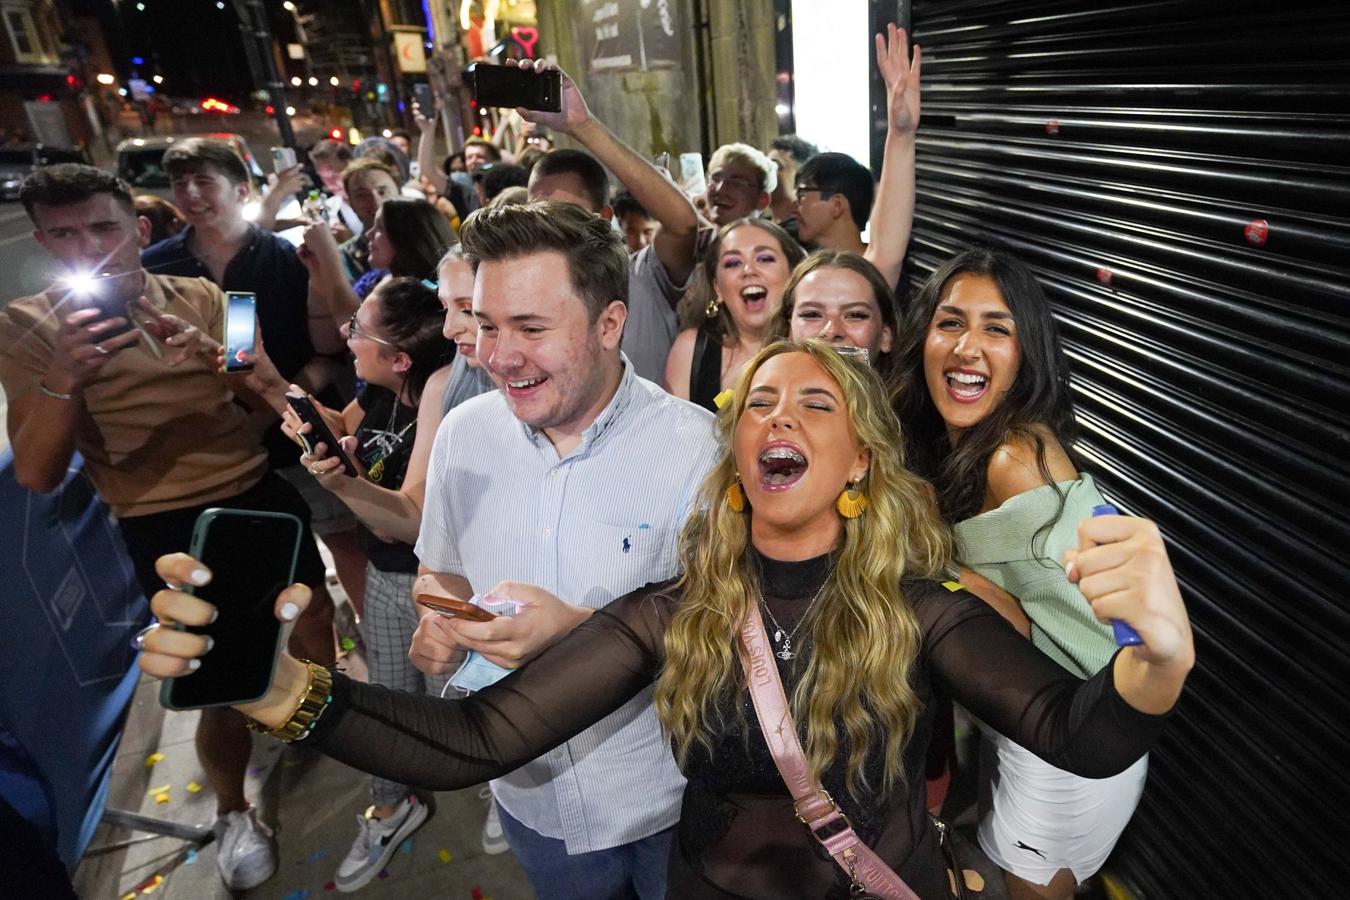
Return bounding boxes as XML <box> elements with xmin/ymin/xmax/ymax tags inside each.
<box><xmin>141</xmin><ymin>341</ymin><xmax>1194</xmax><ymax>899</ymax></box>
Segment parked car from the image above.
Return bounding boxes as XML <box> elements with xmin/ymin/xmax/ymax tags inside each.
<box><xmin>0</xmin><ymin>144</ymin><xmax>89</xmax><ymax>201</ymax></box>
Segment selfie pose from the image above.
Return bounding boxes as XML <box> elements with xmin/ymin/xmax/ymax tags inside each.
<box><xmin>892</xmin><ymin>248</ymin><xmax>1153</xmax><ymax>900</ymax></box>
<box><xmin>141</xmin><ymin>339</ymin><xmax>1193</xmax><ymax>900</ymax></box>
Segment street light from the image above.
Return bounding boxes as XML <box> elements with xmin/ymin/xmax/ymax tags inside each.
<box><xmin>96</xmin><ymin>73</ymin><xmax>115</xmax><ymax>85</ymax></box>
<box><xmin>329</xmin><ymin>76</ymin><xmax>339</xmax><ymax>87</ymax></box>
<box><xmin>152</xmin><ymin>75</ymin><xmax>163</xmax><ymax>84</ymax></box>
<box><xmin>283</xmin><ymin>1</ymin><xmax>297</xmax><ymax>10</ymax></box>
<box><xmin>307</xmin><ymin>76</ymin><xmax>318</xmax><ymax>86</ymax></box>
<box><xmin>290</xmin><ymin>76</ymin><xmax>302</xmax><ymax>87</ymax></box>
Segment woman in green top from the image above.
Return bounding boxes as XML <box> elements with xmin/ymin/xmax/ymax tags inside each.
<box><xmin>891</xmin><ymin>248</ymin><xmax>1147</xmax><ymax>900</ymax></box>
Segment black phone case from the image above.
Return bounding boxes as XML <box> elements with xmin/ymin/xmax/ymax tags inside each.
<box><xmin>159</xmin><ymin>508</ymin><xmax>301</xmax><ymax>711</ymax></box>
<box><xmin>285</xmin><ymin>392</ymin><xmax>359</xmax><ymax>477</ymax></box>
<box><xmin>467</xmin><ymin>63</ymin><xmax>561</xmax><ymax>112</ymax></box>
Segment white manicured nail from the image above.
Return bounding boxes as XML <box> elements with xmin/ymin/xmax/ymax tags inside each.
<box><xmin>190</xmin><ymin>568</ymin><xmax>211</xmax><ymax>586</ymax></box>
<box><xmin>186</xmin><ymin>659</ymin><xmax>201</xmax><ymax>671</ymax></box>
<box><xmin>280</xmin><ymin>602</ymin><xmax>300</xmax><ymax>621</ymax></box>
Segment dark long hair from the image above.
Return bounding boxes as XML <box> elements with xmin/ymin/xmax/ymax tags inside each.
<box><xmin>372</xmin><ymin>277</ymin><xmax>453</xmax><ymax>405</ymax></box>
<box><xmin>768</xmin><ymin>249</ymin><xmax>904</xmax><ymax>389</ymax></box>
<box><xmin>891</xmin><ymin>248</ymin><xmax>1079</xmax><ymax>524</ymax></box>
<box><xmin>379</xmin><ymin>198</ymin><xmax>455</xmax><ymax>281</ymax></box>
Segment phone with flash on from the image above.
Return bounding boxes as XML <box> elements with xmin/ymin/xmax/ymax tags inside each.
<box><xmin>159</xmin><ymin>508</ymin><xmax>302</xmax><ymax>710</ymax></box>
<box><xmin>224</xmin><ymin>291</ymin><xmax>257</xmax><ymax>372</ymax></box>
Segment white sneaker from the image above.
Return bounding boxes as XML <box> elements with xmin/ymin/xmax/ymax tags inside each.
<box><xmin>214</xmin><ymin>807</ymin><xmax>277</xmax><ymax>890</ymax></box>
<box><xmin>479</xmin><ymin>787</ymin><xmax>509</xmax><ymax>856</ymax></box>
<box><xmin>335</xmin><ymin>795</ymin><xmax>431</xmax><ymax>893</ymax></box>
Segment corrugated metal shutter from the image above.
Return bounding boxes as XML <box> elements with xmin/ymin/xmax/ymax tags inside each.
<box><xmin>905</xmin><ymin>2</ymin><xmax>1350</xmax><ymax>896</ymax></box>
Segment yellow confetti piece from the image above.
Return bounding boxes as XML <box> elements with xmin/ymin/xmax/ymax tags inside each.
<box><xmin>145</xmin><ymin>752</ymin><xmax>165</xmax><ymax>769</ymax></box>
<box><xmin>186</xmin><ymin>781</ymin><xmax>203</xmax><ymax>793</ymax></box>
<box><xmin>121</xmin><ymin>892</ymin><xmax>137</xmax><ymax>900</ymax></box>
<box><xmin>712</xmin><ymin>388</ymin><xmax>734</xmax><ymax>410</ymax></box>
<box><xmin>437</xmin><ymin>848</ymin><xmax>452</xmax><ymax>863</ymax></box>
<box><xmin>942</xmin><ymin>580</ymin><xmax>967</xmax><ymax>593</ymax></box>
<box><xmin>139</xmin><ymin>874</ymin><xmax>164</xmax><ymax>894</ymax></box>
<box><xmin>147</xmin><ymin>784</ymin><xmax>171</xmax><ymax>796</ymax></box>
<box><xmin>154</xmin><ymin>791</ymin><xmax>171</xmax><ymax>805</ymax></box>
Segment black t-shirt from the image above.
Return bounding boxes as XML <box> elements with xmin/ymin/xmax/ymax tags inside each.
<box><xmin>142</xmin><ymin>225</ymin><xmax>332</xmax><ymax>467</ymax></box>
<box><xmin>307</xmin><ymin>551</ymin><xmax>1168</xmax><ymax>899</ymax></box>
<box><xmin>352</xmin><ymin>385</ymin><xmax>419</xmax><ymax>573</ymax></box>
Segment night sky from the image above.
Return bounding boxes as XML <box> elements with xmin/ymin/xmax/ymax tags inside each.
<box><xmin>108</xmin><ymin>0</ymin><xmax>300</xmax><ymax>102</ymax></box>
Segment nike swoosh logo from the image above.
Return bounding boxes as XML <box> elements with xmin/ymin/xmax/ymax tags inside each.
<box><xmin>1014</xmin><ymin>840</ymin><xmax>1046</xmax><ymax>859</ymax></box>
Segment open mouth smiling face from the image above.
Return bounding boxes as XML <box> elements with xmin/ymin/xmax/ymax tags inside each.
<box><xmin>733</xmin><ymin>350</ymin><xmax>870</xmax><ymax>534</ymax></box>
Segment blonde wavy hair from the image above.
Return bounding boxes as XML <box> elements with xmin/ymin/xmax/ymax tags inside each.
<box><xmin>654</xmin><ymin>339</ymin><xmax>952</xmax><ymax>798</ymax></box>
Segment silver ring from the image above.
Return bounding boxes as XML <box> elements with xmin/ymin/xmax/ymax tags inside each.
<box><xmin>132</xmin><ymin>623</ymin><xmax>159</xmax><ymax>652</ymax></box>
<box><xmin>93</xmin><ymin>344</ymin><xmax>110</xmax><ymax>355</ymax></box>
<box><xmin>310</xmin><ymin>466</ymin><xmax>322</xmax><ymax>475</ymax></box>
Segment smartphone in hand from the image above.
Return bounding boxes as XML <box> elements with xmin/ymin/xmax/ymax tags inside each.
<box><xmin>159</xmin><ymin>508</ymin><xmax>302</xmax><ymax>710</ymax></box>
<box><xmin>417</xmin><ymin>595</ymin><xmax>498</xmax><ymax>623</ymax></box>
<box><xmin>224</xmin><ymin>291</ymin><xmax>257</xmax><ymax>372</ymax></box>
<box><xmin>465</xmin><ymin>62</ymin><xmax>561</xmax><ymax>112</ymax></box>
<box><xmin>412</xmin><ymin>82</ymin><xmax>435</xmax><ymax>115</ymax></box>
<box><xmin>285</xmin><ymin>390</ymin><xmax>359</xmax><ymax>477</ymax></box>
<box><xmin>270</xmin><ymin>145</ymin><xmax>298</xmax><ymax>173</ymax></box>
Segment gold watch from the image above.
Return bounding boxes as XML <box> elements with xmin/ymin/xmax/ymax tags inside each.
<box><xmin>245</xmin><ymin>660</ymin><xmax>334</xmax><ymax>743</ymax></box>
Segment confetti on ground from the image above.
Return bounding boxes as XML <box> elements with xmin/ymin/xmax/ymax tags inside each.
<box><xmin>282</xmin><ymin>891</ymin><xmax>310</xmax><ymax>900</ymax></box>
<box><xmin>146</xmin><ymin>784</ymin><xmax>171</xmax><ymax>796</ymax></box>
<box><xmin>185</xmin><ymin>848</ymin><xmax>198</xmax><ymax>865</ymax></box>
<box><xmin>378</xmin><ymin>869</ymin><xmax>390</xmax><ymax>880</ymax></box>
<box><xmin>154</xmin><ymin>791</ymin><xmax>171</xmax><ymax>805</ymax></box>
<box><xmin>247</xmin><ymin>766</ymin><xmax>263</xmax><ymax>777</ymax></box>
<box><xmin>399</xmin><ymin>838</ymin><xmax>414</xmax><ymax>855</ymax></box>
<box><xmin>137</xmin><ymin>873</ymin><xmax>165</xmax><ymax>894</ymax></box>
<box><xmin>186</xmin><ymin>781</ymin><xmax>203</xmax><ymax>793</ymax></box>
<box><xmin>308</xmin><ymin>848</ymin><xmax>330</xmax><ymax>863</ymax></box>
<box><xmin>470</xmin><ymin>889</ymin><xmax>483</xmax><ymax>900</ymax></box>
<box><xmin>341</xmin><ymin>636</ymin><xmax>356</xmax><ymax>651</ymax></box>
<box><xmin>145</xmin><ymin>752</ymin><xmax>165</xmax><ymax>769</ymax></box>
<box><xmin>323</xmin><ymin>882</ymin><xmax>336</xmax><ymax>891</ymax></box>
<box><xmin>438</xmin><ymin>848</ymin><xmax>452</xmax><ymax>863</ymax></box>
<box><xmin>121</xmin><ymin>892</ymin><xmax>136</xmax><ymax>900</ymax></box>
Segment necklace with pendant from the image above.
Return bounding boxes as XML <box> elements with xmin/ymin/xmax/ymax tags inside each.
<box><xmin>759</xmin><ymin>579</ymin><xmax>828</xmax><ymax>661</ymax></box>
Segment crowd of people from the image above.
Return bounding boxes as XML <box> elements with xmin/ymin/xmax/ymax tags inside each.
<box><xmin>0</xmin><ymin>25</ymin><xmax>1193</xmax><ymax>900</ymax></box>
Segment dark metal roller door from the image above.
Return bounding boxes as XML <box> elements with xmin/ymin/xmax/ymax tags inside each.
<box><xmin>905</xmin><ymin>2</ymin><xmax>1350</xmax><ymax>896</ymax></box>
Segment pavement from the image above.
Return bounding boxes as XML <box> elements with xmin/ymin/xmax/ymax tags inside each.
<box><xmin>71</xmin><ymin>579</ymin><xmax>535</xmax><ymax>900</ymax></box>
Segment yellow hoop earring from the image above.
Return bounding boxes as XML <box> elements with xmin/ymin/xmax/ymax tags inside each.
<box><xmin>726</xmin><ymin>481</ymin><xmax>746</xmax><ymax>513</ymax></box>
<box><xmin>835</xmin><ymin>482</ymin><xmax>868</xmax><ymax>519</ymax></box>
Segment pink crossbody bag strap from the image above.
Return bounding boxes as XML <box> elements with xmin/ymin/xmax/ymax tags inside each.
<box><xmin>739</xmin><ymin>602</ymin><xmax>922</xmax><ymax>900</ymax></box>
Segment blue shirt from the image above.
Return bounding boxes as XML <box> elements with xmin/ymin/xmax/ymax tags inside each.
<box><xmin>416</xmin><ymin>358</ymin><xmax>719</xmax><ymax>852</ymax></box>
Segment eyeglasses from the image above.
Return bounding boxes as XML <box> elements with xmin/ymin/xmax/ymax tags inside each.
<box><xmin>708</xmin><ymin>172</ymin><xmax>761</xmax><ymax>193</ymax></box>
<box><xmin>795</xmin><ymin>184</ymin><xmax>838</xmax><ymax>199</ymax></box>
<box><xmin>347</xmin><ymin>311</ymin><xmax>397</xmax><ymax>348</ymax></box>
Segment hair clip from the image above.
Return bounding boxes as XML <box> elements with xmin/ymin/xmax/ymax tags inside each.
<box><xmin>420</xmin><ymin>278</ymin><xmax>438</xmax><ymax>291</ymax></box>
<box><xmin>833</xmin><ymin>346</ymin><xmax>869</xmax><ymax>364</ymax></box>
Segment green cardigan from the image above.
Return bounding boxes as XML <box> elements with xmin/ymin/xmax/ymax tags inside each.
<box><xmin>953</xmin><ymin>474</ymin><xmax>1118</xmax><ymax>678</ymax></box>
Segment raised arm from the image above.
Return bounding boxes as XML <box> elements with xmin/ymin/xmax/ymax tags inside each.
<box><xmin>413</xmin><ymin>101</ymin><xmax>448</xmax><ymax>196</ymax></box>
<box><xmin>508</xmin><ymin>59</ymin><xmax>699</xmax><ymax>284</ymax></box>
<box><xmin>140</xmin><ymin>554</ymin><xmax>673</xmax><ymax>791</ymax></box>
<box><xmin>924</xmin><ymin>516</ymin><xmax>1192</xmax><ymax>777</ymax></box>
<box><xmin>4</xmin><ymin>309</ymin><xmax>142</xmax><ymax>492</ymax></box>
<box><xmin>864</xmin><ymin>24</ymin><xmax>920</xmax><ymax>291</ymax></box>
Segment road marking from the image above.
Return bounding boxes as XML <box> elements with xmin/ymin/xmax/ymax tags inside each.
<box><xmin>0</xmin><ymin>208</ymin><xmax>30</xmax><ymax>225</ymax></box>
<box><xmin>0</xmin><ymin>230</ymin><xmax>35</xmax><ymax>248</ymax></box>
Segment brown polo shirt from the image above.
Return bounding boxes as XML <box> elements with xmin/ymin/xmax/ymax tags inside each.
<box><xmin>0</xmin><ymin>273</ymin><xmax>267</xmax><ymax>517</ymax></box>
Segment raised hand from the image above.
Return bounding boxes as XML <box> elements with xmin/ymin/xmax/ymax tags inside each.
<box><xmin>876</xmin><ymin>23</ymin><xmax>921</xmax><ymax>136</ymax></box>
<box><xmin>48</xmin><ymin>308</ymin><xmax>143</xmax><ymax>393</ymax></box>
<box><xmin>503</xmin><ymin>58</ymin><xmax>592</xmax><ymax>136</ymax></box>
<box><xmin>412</xmin><ymin>99</ymin><xmax>437</xmax><ymax>134</ymax></box>
<box><xmin>1064</xmin><ymin>516</ymin><xmax>1194</xmax><ymax>671</ymax></box>
<box><xmin>134</xmin><ymin>297</ymin><xmax>222</xmax><ymax>367</ymax></box>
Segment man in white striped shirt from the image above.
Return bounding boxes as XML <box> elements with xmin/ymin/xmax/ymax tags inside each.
<box><xmin>411</xmin><ymin>202</ymin><xmax>718</xmax><ymax>898</ymax></box>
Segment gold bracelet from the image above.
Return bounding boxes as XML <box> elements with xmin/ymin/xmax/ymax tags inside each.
<box><xmin>245</xmin><ymin>660</ymin><xmax>334</xmax><ymax>743</ymax></box>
